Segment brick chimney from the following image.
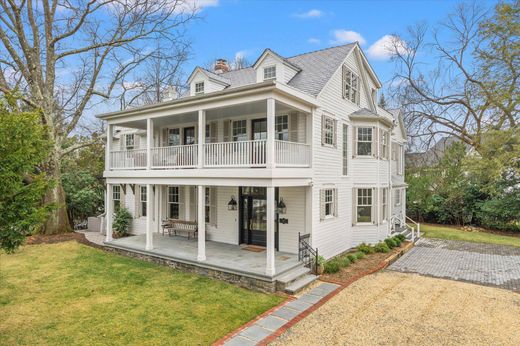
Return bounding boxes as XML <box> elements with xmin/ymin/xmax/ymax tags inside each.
<box><xmin>214</xmin><ymin>58</ymin><xmax>230</xmax><ymax>74</ymax></box>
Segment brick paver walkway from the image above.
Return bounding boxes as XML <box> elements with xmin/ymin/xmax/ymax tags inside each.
<box><xmin>388</xmin><ymin>238</ymin><xmax>520</xmax><ymax>291</ymax></box>
<box><xmin>223</xmin><ymin>282</ymin><xmax>340</xmax><ymax>345</ymax></box>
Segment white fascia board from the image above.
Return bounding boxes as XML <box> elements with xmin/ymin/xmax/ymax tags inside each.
<box><xmin>253</xmin><ymin>49</ymin><xmax>301</xmax><ymax>72</ymax></box>
<box><xmin>349</xmin><ymin>114</ymin><xmax>394</xmax><ymax>127</ymax></box>
<box><xmin>105</xmin><ymin>176</ymin><xmax>312</xmax><ymax>187</ymax></box>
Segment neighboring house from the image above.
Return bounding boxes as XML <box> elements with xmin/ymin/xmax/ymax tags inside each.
<box><xmin>96</xmin><ymin>43</ymin><xmax>408</xmax><ymax>292</ymax></box>
<box><xmin>406</xmin><ymin>136</ymin><xmax>473</xmax><ymax>168</ymax></box>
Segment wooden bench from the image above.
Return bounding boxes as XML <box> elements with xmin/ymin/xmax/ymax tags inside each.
<box><xmin>161</xmin><ymin>219</ymin><xmax>198</xmax><ymax>239</ymax></box>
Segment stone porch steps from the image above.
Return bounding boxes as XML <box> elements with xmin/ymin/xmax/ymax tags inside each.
<box><xmin>284</xmin><ymin>274</ymin><xmax>318</xmax><ymax>294</ymax></box>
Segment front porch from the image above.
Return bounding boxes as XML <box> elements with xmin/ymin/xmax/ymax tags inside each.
<box><xmin>106</xmin><ymin>234</ymin><xmax>301</xmax><ymax>280</ymax></box>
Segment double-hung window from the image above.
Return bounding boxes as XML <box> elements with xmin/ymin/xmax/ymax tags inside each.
<box><xmin>195</xmin><ymin>82</ymin><xmax>204</xmax><ymax>95</ymax></box>
<box><xmin>357</xmin><ymin>127</ymin><xmax>372</xmax><ymax>156</ymax></box>
<box><xmin>113</xmin><ymin>185</ymin><xmax>121</xmax><ymax>210</ymax></box>
<box><xmin>275</xmin><ymin>115</ymin><xmax>289</xmax><ymax>141</ymax></box>
<box><xmin>232</xmin><ymin>120</ymin><xmax>247</xmax><ymax>141</ymax></box>
<box><xmin>140</xmin><ymin>186</ymin><xmax>147</xmax><ymax>217</ymax></box>
<box><xmin>322</xmin><ymin>115</ymin><xmax>336</xmax><ymax>146</ymax></box>
<box><xmin>168</xmin><ymin>186</ymin><xmax>179</xmax><ymax>219</ymax></box>
<box><xmin>380</xmin><ymin>131</ymin><xmax>389</xmax><ymax>159</ymax></box>
<box><xmin>125</xmin><ymin>134</ymin><xmax>135</xmax><ymax>150</ymax></box>
<box><xmin>263</xmin><ymin>65</ymin><xmax>276</xmax><ymax>80</ymax></box>
<box><xmin>357</xmin><ymin>188</ymin><xmax>372</xmax><ymax>223</ymax></box>
<box><xmin>168</xmin><ymin>128</ymin><xmax>180</xmax><ymax>146</ymax></box>
<box><xmin>343</xmin><ymin>67</ymin><xmax>359</xmax><ymax>104</ymax></box>
<box><xmin>342</xmin><ymin>124</ymin><xmax>348</xmax><ymax>175</ymax></box>
<box><xmin>205</xmin><ymin>188</ymin><xmax>211</xmax><ymax>223</ymax></box>
<box><xmin>320</xmin><ymin>188</ymin><xmax>337</xmax><ymax>220</ymax></box>
<box><xmin>394</xmin><ymin>189</ymin><xmax>401</xmax><ymax>206</ymax></box>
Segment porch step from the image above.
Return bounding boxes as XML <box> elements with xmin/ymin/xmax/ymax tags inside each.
<box><xmin>276</xmin><ymin>266</ymin><xmax>311</xmax><ymax>285</ymax></box>
<box><xmin>284</xmin><ymin>274</ymin><xmax>318</xmax><ymax>294</ymax></box>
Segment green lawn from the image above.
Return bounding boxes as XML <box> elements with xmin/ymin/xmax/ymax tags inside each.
<box><xmin>419</xmin><ymin>223</ymin><xmax>520</xmax><ymax>248</ymax></box>
<box><xmin>0</xmin><ymin>241</ymin><xmax>284</xmax><ymax>345</ymax></box>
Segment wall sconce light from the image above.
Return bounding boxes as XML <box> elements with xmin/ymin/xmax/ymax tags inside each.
<box><xmin>227</xmin><ymin>196</ymin><xmax>238</xmax><ymax>211</ymax></box>
<box><xmin>277</xmin><ymin>198</ymin><xmax>287</xmax><ymax>214</ymax></box>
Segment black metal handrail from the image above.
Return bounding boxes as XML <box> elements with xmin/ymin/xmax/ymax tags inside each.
<box><xmin>298</xmin><ymin>232</ymin><xmax>319</xmax><ymax>274</ymax></box>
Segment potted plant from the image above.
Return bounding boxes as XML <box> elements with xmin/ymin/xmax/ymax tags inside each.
<box><xmin>315</xmin><ymin>255</ymin><xmax>326</xmax><ymax>275</ymax></box>
<box><xmin>112</xmin><ymin>207</ymin><xmax>132</xmax><ymax>238</ymax></box>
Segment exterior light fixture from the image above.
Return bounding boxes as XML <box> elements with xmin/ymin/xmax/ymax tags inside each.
<box><xmin>227</xmin><ymin>196</ymin><xmax>238</xmax><ymax>211</ymax></box>
<box><xmin>277</xmin><ymin>198</ymin><xmax>287</xmax><ymax>214</ymax></box>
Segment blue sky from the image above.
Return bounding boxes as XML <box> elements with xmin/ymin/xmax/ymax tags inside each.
<box><xmin>187</xmin><ymin>0</ymin><xmax>488</xmax><ymax>90</ymax></box>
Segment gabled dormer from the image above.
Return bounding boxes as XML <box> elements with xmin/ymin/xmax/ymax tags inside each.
<box><xmin>187</xmin><ymin>67</ymin><xmax>231</xmax><ymax>97</ymax></box>
<box><xmin>253</xmin><ymin>49</ymin><xmax>301</xmax><ymax>84</ymax></box>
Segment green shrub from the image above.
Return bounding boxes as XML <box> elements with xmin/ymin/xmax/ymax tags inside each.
<box><xmin>385</xmin><ymin>238</ymin><xmax>397</xmax><ymax>249</ymax></box>
<box><xmin>374</xmin><ymin>242</ymin><xmax>390</xmax><ymax>253</ymax></box>
<box><xmin>324</xmin><ymin>259</ymin><xmax>341</xmax><ymax>274</ymax></box>
<box><xmin>354</xmin><ymin>251</ymin><xmax>365</xmax><ymax>260</ymax></box>
<box><xmin>113</xmin><ymin>207</ymin><xmax>132</xmax><ymax>237</ymax></box>
<box><xmin>317</xmin><ymin>255</ymin><xmax>326</xmax><ymax>266</ymax></box>
<box><xmin>396</xmin><ymin>234</ymin><xmax>406</xmax><ymax>242</ymax></box>
<box><xmin>392</xmin><ymin>236</ymin><xmax>402</xmax><ymax>247</ymax></box>
<box><xmin>347</xmin><ymin>254</ymin><xmax>357</xmax><ymax>263</ymax></box>
<box><xmin>339</xmin><ymin>256</ymin><xmax>351</xmax><ymax>268</ymax></box>
<box><xmin>357</xmin><ymin>243</ymin><xmax>375</xmax><ymax>254</ymax></box>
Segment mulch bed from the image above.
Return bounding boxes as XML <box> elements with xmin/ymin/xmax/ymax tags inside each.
<box><xmin>319</xmin><ymin>242</ymin><xmax>411</xmax><ymax>284</ymax></box>
<box><xmin>25</xmin><ymin>232</ymin><xmax>104</xmax><ymax>250</ymax></box>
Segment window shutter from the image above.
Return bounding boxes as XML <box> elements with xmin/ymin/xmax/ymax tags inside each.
<box><xmin>321</xmin><ymin>114</ymin><xmax>325</xmax><ymax>146</ymax></box>
<box><xmin>379</xmin><ymin>128</ymin><xmax>384</xmax><ymax>159</ymax></box>
<box><xmin>135</xmin><ymin>134</ymin><xmax>141</xmax><ymax>149</ymax></box>
<box><xmin>333</xmin><ymin>119</ymin><xmax>337</xmax><ymax>147</ymax></box>
<box><xmin>135</xmin><ymin>184</ymin><xmax>140</xmax><ymax>217</ymax></box>
<box><xmin>223</xmin><ymin>120</ymin><xmax>231</xmax><ymax>142</ymax></box>
<box><xmin>342</xmin><ymin>65</ymin><xmax>347</xmax><ymax>99</ymax></box>
<box><xmin>371</xmin><ymin>127</ymin><xmax>376</xmax><ymax>157</ymax></box>
<box><xmin>371</xmin><ymin>187</ymin><xmax>378</xmax><ymax>224</ymax></box>
<box><xmin>333</xmin><ymin>189</ymin><xmax>338</xmax><ymax>217</ymax></box>
<box><xmin>210</xmin><ymin>187</ymin><xmax>217</xmax><ymax>226</ymax></box>
<box><xmin>289</xmin><ymin>112</ymin><xmax>298</xmax><ymax>142</ymax></box>
<box><xmin>178</xmin><ymin>187</ymin><xmax>185</xmax><ymax>219</ymax></box>
<box><xmin>120</xmin><ymin>134</ymin><xmax>125</xmax><ymax>150</ymax></box>
<box><xmin>379</xmin><ymin>188</ymin><xmax>384</xmax><ymax>224</ymax></box>
<box><xmin>352</xmin><ymin>126</ymin><xmax>357</xmax><ymax>158</ymax></box>
<box><xmin>352</xmin><ymin>188</ymin><xmax>357</xmax><ymax>225</ymax></box>
<box><xmin>162</xmin><ymin>128</ymin><xmax>168</xmax><ymax>146</ymax></box>
<box><xmin>210</xmin><ymin>122</ymin><xmax>218</xmax><ymax>143</ymax></box>
<box><xmin>319</xmin><ymin>189</ymin><xmax>325</xmax><ymax>220</ymax></box>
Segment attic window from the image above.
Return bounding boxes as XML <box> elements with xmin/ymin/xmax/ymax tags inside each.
<box><xmin>195</xmin><ymin>82</ymin><xmax>204</xmax><ymax>94</ymax></box>
<box><xmin>343</xmin><ymin>66</ymin><xmax>359</xmax><ymax>104</ymax></box>
<box><xmin>263</xmin><ymin>65</ymin><xmax>276</xmax><ymax>80</ymax></box>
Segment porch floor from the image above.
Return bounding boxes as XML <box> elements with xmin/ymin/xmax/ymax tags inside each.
<box><xmin>106</xmin><ymin>234</ymin><xmax>300</xmax><ymax>280</ymax></box>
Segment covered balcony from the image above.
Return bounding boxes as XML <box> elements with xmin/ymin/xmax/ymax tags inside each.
<box><xmin>105</xmin><ymin>98</ymin><xmax>312</xmax><ymax>171</ymax></box>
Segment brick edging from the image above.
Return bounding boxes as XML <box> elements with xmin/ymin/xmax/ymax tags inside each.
<box><xmin>260</xmin><ymin>242</ymin><xmax>414</xmax><ymax>345</ymax></box>
<box><xmin>212</xmin><ymin>296</ymin><xmax>296</xmax><ymax>345</ymax></box>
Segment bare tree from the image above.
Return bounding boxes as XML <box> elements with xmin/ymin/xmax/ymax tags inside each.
<box><xmin>203</xmin><ymin>55</ymin><xmax>251</xmax><ymax>72</ymax></box>
<box><xmin>389</xmin><ymin>1</ymin><xmax>518</xmax><ymax>153</ymax></box>
<box><xmin>0</xmin><ymin>0</ymin><xmax>198</xmax><ymax>233</ymax></box>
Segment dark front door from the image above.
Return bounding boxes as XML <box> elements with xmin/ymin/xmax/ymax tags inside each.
<box><xmin>239</xmin><ymin>187</ymin><xmax>278</xmax><ymax>248</ymax></box>
<box><xmin>183</xmin><ymin>127</ymin><xmax>196</xmax><ymax>145</ymax></box>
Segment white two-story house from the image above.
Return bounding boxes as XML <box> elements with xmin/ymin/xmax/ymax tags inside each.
<box><xmin>97</xmin><ymin>43</ymin><xmax>409</xmax><ymax>292</ymax></box>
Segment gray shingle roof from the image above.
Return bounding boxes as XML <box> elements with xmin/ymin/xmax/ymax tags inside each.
<box><xmin>203</xmin><ymin>43</ymin><xmax>357</xmax><ymax>97</ymax></box>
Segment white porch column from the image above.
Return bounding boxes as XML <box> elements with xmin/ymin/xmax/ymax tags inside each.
<box><xmin>105</xmin><ymin>124</ymin><xmax>113</xmax><ymax>171</ymax></box>
<box><xmin>155</xmin><ymin>185</ymin><xmax>161</xmax><ymax>233</ymax></box>
<box><xmin>146</xmin><ymin>184</ymin><xmax>154</xmax><ymax>250</ymax></box>
<box><xmin>266</xmin><ymin>98</ymin><xmax>275</xmax><ymax>168</ymax></box>
<box><xmin>198</xmin><ymin>110</ymin><xmax>205</xmax><ymax>168</ymax></box>
<box><xmin>184</xmin><ymin>186</ymin><xmax>191</xmax><ymax>221</ymax></box>
<box><xmin>146</xmin><ymin>118</ymin><xmax>153</xmax><ymax>170</ymax></box>
<box><xmin>266</xmin><ymin>186</ymin><xmax>276</xmax><ymax>276</ymax></box>
<box><xmin>197</xmin><ymin>185</ymin><xmax>206</xmax><ymax>261</ymax></box>
<box><xmin>106</xmin><ymin>183</ymin><xmax>113</xmax><ymax>242</ymax></box>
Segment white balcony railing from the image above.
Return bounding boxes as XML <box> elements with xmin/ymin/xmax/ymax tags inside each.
<box><xmin>110</xmin><ymin>149</ymin><xmax>147</xmax><ymax>169</ymax></box>
<box><xmin>275</xmin><ymin>140</ymin><xmax>311</xmax><ymax>167</ymax></box>
<box><xmin>204</xmin><ymin>140</ymin><xmax>267</xmax><ymax>167</ymax></box>
<box><xmin>152</xmin><ymin>144</ymin><xmax>198</xmax><ymax>168</ymax></box>
<box><xmin>109</xmin><ymin>140</ymin><xmax>311</xmax><ymax>169</ymax></box>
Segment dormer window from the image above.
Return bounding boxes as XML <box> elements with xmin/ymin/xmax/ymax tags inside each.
<box><xmin>195</xmin><ymin>81</ymin><xmax>204</xmax><ymax>95</ymax></box>
<box><xmin>342</xmin><ymin>66</ymin><xmax>359</xmax><ymax>104</ymax></box>
<box><xmin>263</xmin><ymin>65</ymin><xmax>276</xmax><ymax>80</ymax></box>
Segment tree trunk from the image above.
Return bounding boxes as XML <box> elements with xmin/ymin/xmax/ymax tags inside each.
<box><xmin>40</xmin><ymin>147</ymin><xmax>72</xmax><ymax>234</ymax></box>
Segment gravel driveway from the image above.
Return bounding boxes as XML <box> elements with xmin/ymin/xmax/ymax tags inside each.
<box><xmin>388</xmin><ymin>238</ymin><xmax>520</xmax><ymax>291</ymax></box>
<box><xmin>273</xmin><ymin>272</ymin><xmax>520</xmax><ymax>345</ymax></box>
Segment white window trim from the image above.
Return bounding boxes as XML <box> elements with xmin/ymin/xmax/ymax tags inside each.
<box><xmin>168</xmin><ymin>186</ymin><xmax>180</xmax><ymax>219</ymax></box>
<box><xmin>263</xmin><ymin>65</ymin><xmax>276</xmax><ymax>80</ymax></box>
<box><xmin>195</xmin><ymin>81</ymin><xmax>204</xmax><ymax>95</ymax></box>
<box><xmin>343</xmin><ymin>66</ymin><xmax>359</xmax><ymax>104</ymax></box>
<box><xmin>342</xmin><ymin>123</ymin><xmax>348</xmax><ymax>176</ymax></box>
<box><xmin>355</xmin><ymin>188</ymin><xmax>373</xmax><ymax>225</ymax></box>
<box><xmin>140</xmin><ymin>185</ymin><xmax>147</xmax><ymax>218</ymax></box>
<box><xmin>395</xmin><ymin>188</ymin><xmax>402</xmax><ymax>206</ymax></box>
<box><xmin>320</xmin><ymin>188</ymin><xmax>338</xmax><ymax>221</ymax></box>
<box><xmin>381</xmin><ymin>188</ymin><xmax>388</xmax><ymax>223</ymax></box>
<box><xmin>356</xmin><ymin>127</ymin><xmax>373</xmax><ymax>157</ymax></box>
<box><xmin>125</xmin><ymin>133</ymin><xmax>135</xmax><ymax>150</ymax></box>
<box><xmin>321</xmin><ymin>114</ymin><xmax>337</xmax><ymax>147</ymax></box>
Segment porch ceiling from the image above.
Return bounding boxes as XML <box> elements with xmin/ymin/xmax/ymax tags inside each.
<box><xmin>107</xmin><ymin>234</ymin><xmax>300</xmax><ymax>280</ymax></box>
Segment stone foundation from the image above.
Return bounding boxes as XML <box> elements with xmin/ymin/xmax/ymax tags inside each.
<box><xmin>103</xmin><ymin>246</ymin><xmax>278</xmax><ymax>293</ymax></box>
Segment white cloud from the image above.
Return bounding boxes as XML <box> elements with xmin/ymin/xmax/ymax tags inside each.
<box><xmin>367</xmin><ymin>35</ymin><xmax>407</xmax><ymax>60</ymax></box>
<box><xmin>294</xmin><ymin>9</ymin><xmax>323</xmax><ymax>18</ymax></box>
<box><xmin>308</xmin><ymin>38</ymin><xmax>321</xmax><ymax>44</ymax></box>
<box><xmin>330</xmin><ymin>30</ymin><xmax>366</xmax><ymax>45</ymax></box>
